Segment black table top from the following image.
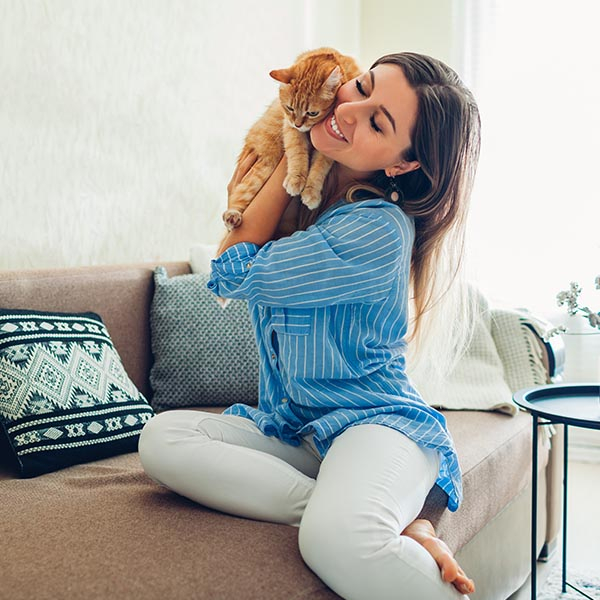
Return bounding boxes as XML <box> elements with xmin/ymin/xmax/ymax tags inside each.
<box><xmin>514</xmin><ymin>383</ymin><xmax>600</xmax><ymax>429</ymax></box>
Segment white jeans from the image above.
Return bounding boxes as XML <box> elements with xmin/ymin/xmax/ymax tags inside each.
<box><xmin>138</xmin><ymin>410</ymin><xmax>468</xmax><ymax>600</ymax></box>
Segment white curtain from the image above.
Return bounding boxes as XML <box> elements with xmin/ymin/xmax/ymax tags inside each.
<box><xmin>459</xmin><ymin>0</ymin><xmax>600</xmax><ymax>381</ymax></box>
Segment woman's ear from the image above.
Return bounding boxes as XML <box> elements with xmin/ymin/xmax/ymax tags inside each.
<box><xmin>385</xmin><ymin>160</ymin><xmax>420</xmax><ymax>178</ymax></box>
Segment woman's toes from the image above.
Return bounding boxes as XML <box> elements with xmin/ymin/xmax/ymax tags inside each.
<box><xmin>454</xmin><ymin>572</ymin><xmax>476</xmax><ymax>594</ymax></box>
<box><xmin>402</xmin><ymin>519</ymin><xmax>475</xmax><ymax>595</ymax></box>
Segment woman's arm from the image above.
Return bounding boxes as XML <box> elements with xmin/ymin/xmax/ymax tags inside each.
<box><xmin>209</xmin><ymin>205</ymin><xmax>406</xmax><ymax>307</ymax></box>
<box><xmin>217</xmin><ymin>155</ymin><xmax>291</xmax><ymax>256</ymax></box>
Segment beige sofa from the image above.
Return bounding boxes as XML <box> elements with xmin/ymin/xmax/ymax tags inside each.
<box><xmin>0</xmin><ymin>262</ymin><xmax>563</xmax><ymax>600</ymax></box>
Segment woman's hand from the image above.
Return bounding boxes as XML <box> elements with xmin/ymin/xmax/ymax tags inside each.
<box><xmin>218</xmin><ymin>156</ymin><xmax>291</xmax><ymax>257</ymax></box>
<box><xmin>227</xmin><ymin>150</ymin><xmax>258</xmax><ymax>209</ymax></box>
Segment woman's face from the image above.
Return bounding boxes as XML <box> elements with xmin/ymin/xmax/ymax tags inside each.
<box><xmin>310</xmin><ymin>63</ymin><xmax>420</xmax><ymax>178</ymax></box>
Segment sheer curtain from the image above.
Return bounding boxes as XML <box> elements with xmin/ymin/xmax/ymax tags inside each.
<box><xmin>459</xmin><ymin>0</ymin><xmax>600</xmax><ymax>381</ymax></box>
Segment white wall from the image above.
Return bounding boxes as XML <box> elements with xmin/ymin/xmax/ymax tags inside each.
<box><xmin>0</xmin><ymin>0</ymin><xmax>360</xmax><ymax>270</ymax></box>
<box><xmin>1</xmin><ymin>1</ymin><xmax>462</xmax><ymax>271</ymax></box>
<box><xmin>0</xmin><ymin>0</ymin><xmax>460</xmax><ymax>271</ymax></box>
<box><xmin>360</xmin><ymin>0</ymin><xmax>461</xmax><ymax>71</ymax></box>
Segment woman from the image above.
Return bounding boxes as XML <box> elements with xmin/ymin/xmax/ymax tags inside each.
<box><xmin>139</xmin><ymin>52</ymin><xmax>481</xmax><ymax>599</ymax></box>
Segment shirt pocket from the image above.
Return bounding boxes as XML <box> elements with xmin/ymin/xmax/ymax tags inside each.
<box><xmin>271</xmin><ymin>307</ymin><xmax>312</xmax><ymax>336</ymax></box>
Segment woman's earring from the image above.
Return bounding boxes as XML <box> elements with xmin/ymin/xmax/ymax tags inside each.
<box><xmin>386</xmin><ymin>176</ymin><xmax>400</xmax><ymax>203</ymax></box>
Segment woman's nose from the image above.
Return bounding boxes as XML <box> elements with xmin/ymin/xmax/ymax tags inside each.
<box><xmin>336</xmin><ymin>101</ymin><xmax>356</xmax><ymax>125</ymax></box>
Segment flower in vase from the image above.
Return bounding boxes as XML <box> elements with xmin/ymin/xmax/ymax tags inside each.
<box><xmin>555</xmin><ymin>276</ymin><xmax>600</xmax><ymax>333</ymax></box>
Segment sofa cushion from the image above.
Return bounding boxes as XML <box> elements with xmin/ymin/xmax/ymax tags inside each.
<box><xmin>0</xmin><ymin>407</ymin><xmax>545</xmax><ymax>600</ymax></box>
<box><xmin>149</xmin><ymin>267</ymin><xmax>259</xmax><ymax>411</ymax></box>
<box><xmin>0</xmin><ymin>308</ymin><xmax>154</xmax><ymax>477</ymax></box>
<box><xmin>409</xmin><ymin>290</ymin><xmax>518</xmax><ymax>415</ymax></box>
<box><xmin>0</xmin><ymin>451</ymin><xmax>340</xmax><ymax>600</ymax></box>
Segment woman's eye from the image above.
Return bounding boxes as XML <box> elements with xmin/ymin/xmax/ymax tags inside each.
<box><xmin>307</xmin><ymin>110</ymin><xmax>319</xmax><ymax>117</ymax></box>
<box><xmin>370</xmin><ymin>115</ymin><xmax>382</xmax><ymax>133</ymax></box>
<box><xmin>355</xmin><ymin>79</ymin><xmax>367</xmax><ymax>97</ymax></box>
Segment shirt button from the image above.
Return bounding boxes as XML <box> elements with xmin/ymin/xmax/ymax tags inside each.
<box><xmin>271</xmin><ymin>353</ymin><xmax>276</xmax><ymax>360</ymax></box>
<box><xmin>246</xmin><ymin>262</ymin><xmax>252</xmax><ymax>269</ymax></box>
<box><xmin>281</xmin><ymin>398</ymin><xmax>288</xmax><ymax>404</ymax></box>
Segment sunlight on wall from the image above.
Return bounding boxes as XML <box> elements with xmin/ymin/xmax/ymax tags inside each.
<box><xmin>0</xmin><ymin>0</ymin><xmax>359</xmax><ymax>270</ymax></box>
<box><xmin>462</xmin><ymin>0</ymin><xmax>600</xmax><ymax>382</ymax></box>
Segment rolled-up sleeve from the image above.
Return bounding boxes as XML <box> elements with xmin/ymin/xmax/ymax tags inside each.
<box><xmin>207</xmin><ymin>242</ymin><xmax>260</xmax><ymax>298</ymax></box>
<box><xmin>207</xmin><ymin>207</ymin><xmax>407</xmax><ymax>307</ymax></box>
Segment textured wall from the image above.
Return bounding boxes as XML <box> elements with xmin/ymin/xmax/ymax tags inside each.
<box><xmin>0</xmin><ymin>0</ymin><xmax>345</xmax><ymax>269</ymax></box>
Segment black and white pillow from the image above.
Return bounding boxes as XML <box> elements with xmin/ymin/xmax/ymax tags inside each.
<box><xmin>0</xmin><ymin>308</ymin><xmax>154</xmax><ymax>477</ymax></box>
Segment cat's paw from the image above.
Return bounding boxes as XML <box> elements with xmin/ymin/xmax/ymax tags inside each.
<box><xmin>300</xmin><ymin>185</ymin><xmax>322</xmax><ymax>210</ymax></box>
<box><xmin>284</xmin><ymin>173</ymin><xmax>307</xmax><ymax>197</ymax></box>
<box><xmin>223</xmin><ymin>209</ymin><xmax>243</xmax><ymax>230</ymax></box>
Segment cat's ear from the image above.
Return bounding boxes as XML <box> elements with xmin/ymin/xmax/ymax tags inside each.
<box><xmin>321</xmin><ymin>66</ymin><xmax>342</xmax><ymax>95</ymax></box>
<box><xmin>270</xmin><ymin>69</ymin><xmax>293</xmax><ymax>84</ymax></box>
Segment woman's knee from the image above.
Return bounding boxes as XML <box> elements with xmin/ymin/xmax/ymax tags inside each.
<box><xmin>298</xmin><ymin>501</ymin><xmax>373</xmax><ymax>582</ymax></box>
<box><xmin>138</xmin><ymin>410</ymin><xmax>206</xmax><ymax>482</ymax></box>
<box><xmin>138</xmin><ymin>412</ymin><xmax>171</xmax><ymax>480</ymax></box>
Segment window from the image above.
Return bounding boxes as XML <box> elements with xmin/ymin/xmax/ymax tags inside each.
<box><xmin>460</xmin><ymin>0</ymin><xmax>600</xmax><ymax>319</ymax></box>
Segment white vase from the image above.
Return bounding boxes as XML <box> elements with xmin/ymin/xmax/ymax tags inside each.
<box><xmin>560</xmin><ymin>314</ymin><xmax>600</xmax><ymax>383</ymax></box>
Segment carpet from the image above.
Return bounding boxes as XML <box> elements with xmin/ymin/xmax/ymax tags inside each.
<box><xmin>539</xmin><ymin>564</ymin><xmax>600</xmax><ymax>599</ymax></box>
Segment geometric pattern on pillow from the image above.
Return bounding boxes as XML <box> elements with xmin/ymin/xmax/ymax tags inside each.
<box><xmin>0</xmin><ymin>308</ymin><xmax>154</xmax><ymax>477</ymax></box>
<box><xmin>149</xmin><ymin>267</ymin><xmax>259</xmax><ymax>411</ymax></box>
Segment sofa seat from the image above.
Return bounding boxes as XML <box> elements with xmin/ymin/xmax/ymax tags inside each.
<box><xmin>0</xmin><ymin>451</ymin><xmax>339</xmax><ymax>600</ymax></box>
<box><xmin>0</xmin><ymin>406</ymin><xmax>547</xmax><ymax>600</ymax></box>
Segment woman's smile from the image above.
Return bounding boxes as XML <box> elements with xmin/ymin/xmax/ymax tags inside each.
<box><xmin>324</xmin><ymin>112</ymin><xmax>348</xmax><ymax>142</ymax></box>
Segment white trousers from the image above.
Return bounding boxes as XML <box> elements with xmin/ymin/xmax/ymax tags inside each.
<box><xmin>138</xmin><ymin>410</ymin><xmax>468</xmax><ymax>600</ymax></box>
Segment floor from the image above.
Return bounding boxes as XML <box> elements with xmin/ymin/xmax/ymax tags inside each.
<box><xmin>508</xmin><ymin>460</ymin><xmax>600</xmax><ymax>599</ymax></box>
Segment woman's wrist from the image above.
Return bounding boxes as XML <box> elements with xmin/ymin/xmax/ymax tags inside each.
<box><xmin>218</xmin><ymin>157</ymin><xmax>291</xmax><ymax>256</ymax></box>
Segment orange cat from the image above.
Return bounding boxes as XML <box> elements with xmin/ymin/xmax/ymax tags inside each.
<box><xmin>223</xmin><ymin>47</ymin><xmax>361</xmax><ymax>231</ymax></box>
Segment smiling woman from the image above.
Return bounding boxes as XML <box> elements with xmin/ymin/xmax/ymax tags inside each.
<box><xmin>140</xmin><ymin>51</ymin><xmax>481</xmax><ymax>600</ymax></box>
<box><xmin>310</xmin><ymin>64</ymin><xmax>420</xmax><ymax>176</ymax></box>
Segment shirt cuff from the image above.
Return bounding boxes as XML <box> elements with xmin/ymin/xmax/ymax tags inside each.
<box><xmin>207</xmin><ymin>241</ymin><xmax>260</xmax><ymax>297</ymax></box>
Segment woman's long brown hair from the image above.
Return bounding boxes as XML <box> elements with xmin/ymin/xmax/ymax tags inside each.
<box><xmin>367</xmin><ymin>53</ymin><xmax>481</xmax><ymax>343</ymax></box>
<box><xmin>321</xmin><ymin>53</ymin><xmax>481</xmax><ymax>348</ymax></box>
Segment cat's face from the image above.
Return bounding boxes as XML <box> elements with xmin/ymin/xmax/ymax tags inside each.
<box><xmin>270</xmin><ymin>66</ymin><xmax>342</xmax><ymax>133</ymax></box>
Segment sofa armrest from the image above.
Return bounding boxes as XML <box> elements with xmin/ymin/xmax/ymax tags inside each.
<box><xmin>521</xmin><ymin>322</ymin><xmax>566</xmax><ymax>382</ymax></box>
<box><xmin>490</xmin><ymin>307</ymin><xmax>565</xmax><ymax>391</ymax></box>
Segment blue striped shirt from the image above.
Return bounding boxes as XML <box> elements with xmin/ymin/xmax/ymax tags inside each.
<box><xmin>207</xmin><ymin>198</ymin><xmax>462</xmax><ymax>511</ymax></box>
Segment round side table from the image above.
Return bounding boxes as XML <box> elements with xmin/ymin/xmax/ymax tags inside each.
<box><xmin>514</xmin><ymin>383</ymin><xmax>600</xmax><ymax>600</ymax></box>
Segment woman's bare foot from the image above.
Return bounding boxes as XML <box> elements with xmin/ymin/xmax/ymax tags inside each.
<box><xmin>402</xmin><ymin>519</ymin><xmax>475</xmax><ymax>596</ymax></box>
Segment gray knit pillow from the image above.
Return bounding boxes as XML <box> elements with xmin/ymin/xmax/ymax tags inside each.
<box><xmin>149</xmin><ymin>267</ymin><xmax>259</xmax><ymax>411</ymax></box>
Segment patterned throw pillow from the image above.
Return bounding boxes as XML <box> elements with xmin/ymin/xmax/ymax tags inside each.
<box><xmin>149</xmin><ymin>267</ymin><xmax>259</xmax><ymax>411</ymax></box>
<box><xmin>0</xmin><ymin>308</ymin><xmax>154</xmax><ymax>477</ymax></box>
